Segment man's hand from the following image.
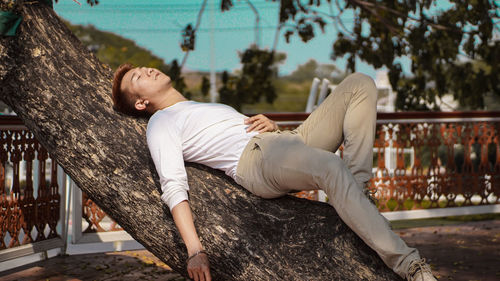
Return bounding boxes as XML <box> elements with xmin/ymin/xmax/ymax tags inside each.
<box><xmin>187</xmin><ymin>252</ymin><xmax>211</xmax><ymax>281</ymax></box>
<box><xmin>245</xmin><ymin>114</ymin><xmax>279</xmax><ymax>133</ymax></box>
<box><xmin>171</xmin><ymin>201</ymin><xmax>211</xmax><ymax>281</ymax></box>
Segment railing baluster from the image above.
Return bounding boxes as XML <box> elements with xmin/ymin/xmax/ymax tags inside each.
<box><xmin>0</xmin><ymin>129</ymin><xmax>8</xmax><ymax>249</ymax></box>
<box><xmin>35</xmin><ymin>143</ymin><xmax>49</xmax><ymax>241</ymax></box>
<box><xmin>48</xmin><ymin>156</ymin><xmax>60</xmax><ymax>239</ymax></box>
<box><xmin>21</xmin><ymin>130</ymin><xmax>35</xmax><ymax>244</ymax></box>
<box><xmin>493</xmin><ymin>123</ymin><xmax>500</xmax><ymax>204</ymax></box>
<box><xmin>8</xmin><ymin>131</ymin><xmax>22</xmax><ymax>248</ymax></box>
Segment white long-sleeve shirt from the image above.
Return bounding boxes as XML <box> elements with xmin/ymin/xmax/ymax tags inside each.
<box><xmin>146</xmin><ymin>101</ymin><xmax>259</xmax><ymax>211</ymax></box>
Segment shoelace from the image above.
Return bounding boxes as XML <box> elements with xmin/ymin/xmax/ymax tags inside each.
<box><xmin>406</xmin><ymin>258</ymin><xmax>433</xmax><ymax>281</ymax></box>
<box><xmin>363</xmin><ymin>186</ymin><xmax>379</xmax><ymax>205</ymax></box>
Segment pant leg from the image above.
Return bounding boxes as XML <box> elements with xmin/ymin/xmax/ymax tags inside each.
<box><xmin>237</xmin><ymin>132</ymin><xmax>419</xmax><ymax>278</ymax></box>
<box><xmin>235</xmin><ymin>133</ymin><xmax>287</xmax><ymax>199</ymax></box>
<box><xmin>296</xmin><ymin>73</ymin><xmax>378</xmax><ymax>188</ymax></box>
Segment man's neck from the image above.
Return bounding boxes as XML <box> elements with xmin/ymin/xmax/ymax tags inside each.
<box><xmin>153</xmin><ymin>87</ymin><xmax>188</xmax><ymax>112</ymax></box>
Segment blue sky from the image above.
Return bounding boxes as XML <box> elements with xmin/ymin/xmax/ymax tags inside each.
<box><xmin>54</xmin><ymin>0</ymin><xmax>379</xmax><ymax>76</ymax></box>
<box><xmin>53</xmin><ymin>0</ymin><xmax>454</xmax><ymax>77</ymax></box>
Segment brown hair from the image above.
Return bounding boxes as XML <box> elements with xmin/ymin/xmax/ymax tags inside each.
<box><xmin>112</xmin><ymin>63</ymin><xmax>148</xmax><ymax>117</ymax></box>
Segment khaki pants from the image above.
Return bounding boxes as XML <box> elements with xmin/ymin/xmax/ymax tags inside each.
<box><xmin>235</xmin><ymin>73</ymin><xmax>419</xmax><ymax>278</ymax></box>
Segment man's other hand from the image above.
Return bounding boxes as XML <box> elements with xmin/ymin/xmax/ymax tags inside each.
<box><xmin>245</xmin><ymin>114</ymin><xmax>279</xmax><ymax>133</ymax></box>
<box><xmin>187</xmin><ymin>252</ymin><xmax>211</xmax><ymax>281</ymax></box>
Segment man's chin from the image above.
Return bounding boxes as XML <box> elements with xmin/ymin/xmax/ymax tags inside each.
<box><xmin>162</xmin><ymin>75</ymin><xmax>172</xmax><ymax>85</ymax></box>
<box><xmin>164</xmin><ymin>80</ymin><xmax>173</xmax><ymax>91</ymax></box>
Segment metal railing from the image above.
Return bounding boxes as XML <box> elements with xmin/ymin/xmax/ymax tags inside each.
<box><xmin>1</xmin><ymin>111</ymin><xmax>499</xmax><ymax>265</ymax></box>
<box><xmin>0</xmin><ymin>116</ymin><xmax>65</xmax><ymax>262</ymax></box>
<box><xmin>268</xmin><ymin>111</ymin><xmax>500</xmax><ymax>219</ymax></box>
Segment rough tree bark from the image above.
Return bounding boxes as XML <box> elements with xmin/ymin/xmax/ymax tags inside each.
<box><xmin>0</xmin><ymin>3</ymin><xmax>401</xmax><ymax>280</ymax></box>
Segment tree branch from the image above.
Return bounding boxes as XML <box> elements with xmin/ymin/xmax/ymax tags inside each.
<box><xmin>330</xmin><ymin>0</ymin><xmax>355</xmax><ymax>38</ymax></box>
<box><xmin>349</xmin><ymin>0</ymin><xmax>456</xmax><ymax>33</ymax></box>
<box><xmin>180</xmin><ymin>0</ymin><xmax>208</xmax><ymax>71</ymax></box>
<box><xmin>272</xmin><ymin>22</ymin><xmax>283</xmax><ymax>52</ymax></box>
<box><xmin>349</xmin><ymin>0</ymin><xmax>400</xmax><ymax>34</ymax></box>
<box><xmin>245</xmin><ymin>0</ymin><xmax>260</xmax><ymax>47</ymax></box>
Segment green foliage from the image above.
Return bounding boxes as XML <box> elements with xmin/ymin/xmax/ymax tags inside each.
<box><xmin>219</xmin><ymin>46</ymin><xmax>286</xmax><ymax>111</ymax></box>
<box><xmin>0</xmin><ymin>0</ymin><xmax>18</xmax><ymax>12</ymax></box>
<box><xmin>391</xmin><ymin>213</ymin><xmax>500</xmax><ymax>229</ymax></box>
<box><xmin>275</xmin><ymin>0</ymin><xmax>328</xmax><ymax>42</ymax></box>
<box><xmin>223</xmin><ymin>0</ymin><xmax>500</xmax><ymax>111</ymax></box>
<box><xmin>201</xmin><ymin>76</ymin><xmax>210</xmax><ymax>97</ymax></box>
<box><xmin>328</xmin><ymin>0</ymin><xmax>499</xmax><ymax>111</ymax></box>
<box><xmin>220</xmin><ymin>0</ymin><xmax>233</xmax><ymax>11</ymax></box>
<box><xmin>180</xmin><ymin>24</ymin><xmax>196</xmax><ymax>52</ymax></box>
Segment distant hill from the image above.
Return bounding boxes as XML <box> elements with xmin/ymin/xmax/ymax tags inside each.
<box><xmin>63</xmin><ymin>20</ymin><xmax>170</xmax><ymax>72</ymax></box>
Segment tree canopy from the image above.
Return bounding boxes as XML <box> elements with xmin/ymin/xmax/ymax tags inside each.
<box><xmin>219</xmin><ymin>47</ymin><xmax>286</xmax><ymax>111</ymax></box>
<box><xmin>193</xmin><ymin>0</ymin><xmax>500</xmax><ymax>111</ymax></box>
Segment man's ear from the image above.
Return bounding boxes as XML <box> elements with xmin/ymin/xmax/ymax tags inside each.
<box><xmin>135</xmin><ymin>99</ymin><xmax>148</xmax><ymax>111</ymax></box>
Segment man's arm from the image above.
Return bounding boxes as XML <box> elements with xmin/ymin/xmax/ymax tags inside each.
<box><xmin>172</xmin><ymin>201</ymin><xmax>211</xmax><ymax>281</ymax></box>
<box><xmin>147</xmin><ymin>120</ymin><xmax>211</xmax><ymax>281</ymax></box>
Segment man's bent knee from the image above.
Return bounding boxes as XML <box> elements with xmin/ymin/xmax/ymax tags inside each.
<box><xmin>346</xmin><ymin>72</ymin><xmax>375</xmax><ymax>86</ymax></box>
<box><xmin>345</xmin><ymin>72</ymin><xmax>377</xmax><ymax>103</ymax></box>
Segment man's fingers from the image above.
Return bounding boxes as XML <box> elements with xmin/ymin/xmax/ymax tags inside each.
<box><xmin>198</xmin><ymin>270</ymin><xmax>205</xmax><ymax>281</ymax></box>
<box><xmin>246</xmin><ymin>114</ymin><xmax>278</xmax><ymax>133</ymax></box>
<box><xmin>254</xmin><ymin>123</ymin><xmax>267</xmax><ymax>132</ymax></box>
<box><xmin>246</xmin><ymin>114</ymin><xmax>267</xmax><ymax>124</ymax></box>
<box><xmin>245</xmin><ymin>114</ymin><xmax>260</xmax><ymax>123</ymax></box>
<box><xmin>247</xmin><ymin>115</ymin><xmax>257</xmax><ymax>122</ymax></box>
<box><xmin>270</xmin><ymin>120</ymin><xmax>277</xmax><ymax>130</ymax></box>
<box><xmin>247</xmin><ymin>119</ymin><xmax>265</xmax><ymax>132</ymax></box>
<box><xmin>252</xmin><ymin>118</ymin><xmax>265</xmax><ymax>126</ymax></box>
<box><xmin>254</xmin><ymin>122</ymin><xmax>267</xmax><ymax>130</ymax></box>
<box><xmin>188</xmin><ymin>269</ymin><xmax>194</xmax><ymax>279</ymax></box>
<box><xmin>187</xmin><ymin>253</ymin><xmax>211</xmax><ymax>281</ymax></box>
<box><xmin>247</xmin><ymin>123</ymin><xmax>260</xmax><ymax>132</ymax></box>
<box><xmin>205</xmin><ymin>269</ymin><xmax>212</xmax><ymax>281</ymax></box>
<box><xmin>201</xmin><ymin>256</ymin><xmax>211</xmax><ymax>281</ymax></box>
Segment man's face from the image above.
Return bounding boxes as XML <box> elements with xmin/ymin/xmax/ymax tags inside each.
<box><xmin>120</xmin><ymin>67</ymin><xmax>172</xmax><ymax>101</ymax></box>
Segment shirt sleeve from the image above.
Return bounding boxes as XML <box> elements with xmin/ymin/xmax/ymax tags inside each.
<box><xmin>147</xmin><ymin>118</ymin><xmax>189</xmax><ymax>212</ymax></box>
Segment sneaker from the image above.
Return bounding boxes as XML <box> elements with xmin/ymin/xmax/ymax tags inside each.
<box><xmin>406</xmin><ymin>258</ymin><xmax>437</xmax><ymax>281</ymax></box>
<box><xmin>363</xmin><ymin>183</ymin><xmax>378</xmax><ymax>205</ymax></box>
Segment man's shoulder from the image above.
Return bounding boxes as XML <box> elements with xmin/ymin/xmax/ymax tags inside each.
<box><xmin>147</xmin><ymin>109</ymin><xmax>176</xmax><ymax>127</ymax></box>
<box><xmin>147</xmin><ymin>111</ymin><xmax>181</xmax><ymax>138</ymax></box>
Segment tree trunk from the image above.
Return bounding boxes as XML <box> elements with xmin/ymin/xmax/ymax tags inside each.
<box><xmin>0</xmin><ymin>3</ymin><xmax>401</xmax><ymax>280</ymax></box>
